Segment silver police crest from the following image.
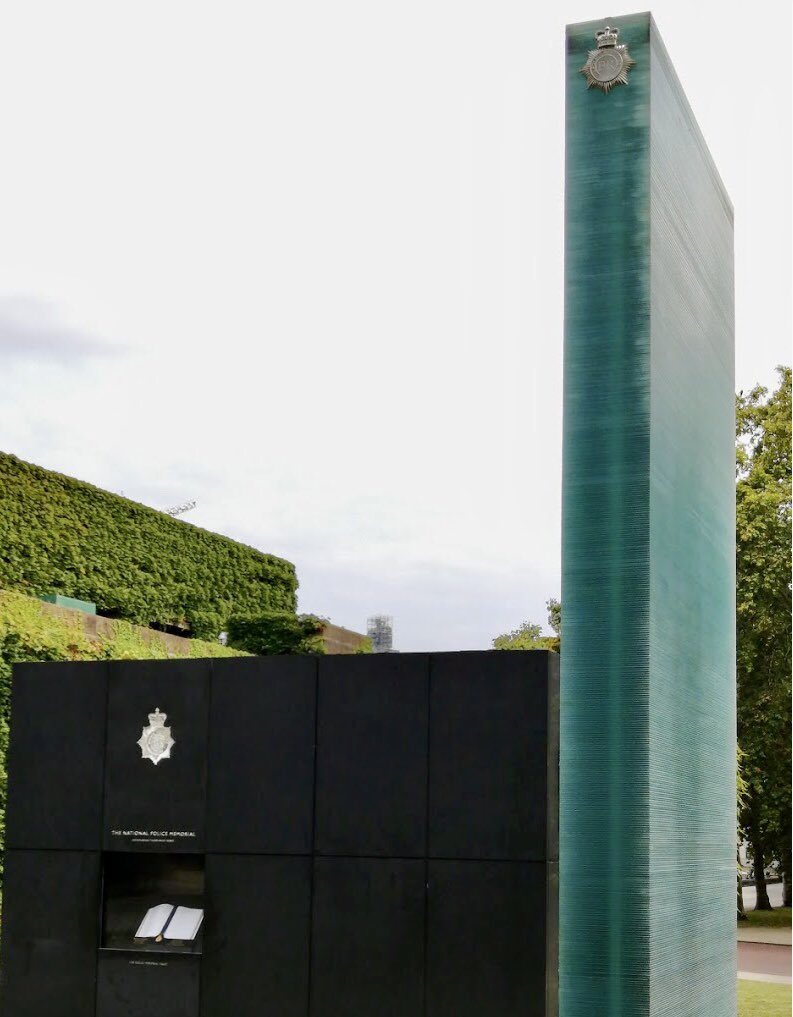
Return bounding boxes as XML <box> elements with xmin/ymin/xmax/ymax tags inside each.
<box><xmin>137</xmin><ymin>708</ymin><xmax>175</xmax><ymax>765</ymax></box>
<box><xmin>581</xmin><ymin>26</ymin><xmax>635</xmax><ymax>93</ymax></box>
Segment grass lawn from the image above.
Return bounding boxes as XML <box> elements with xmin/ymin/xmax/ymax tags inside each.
<box><xmin>738</xmin><ymin>980</ymin><xmax>791</xmax><ymax>1017</ymax></box>
<box><xmin>740</xmin><ymin>907</ymin><xmax>792</xmax><ymax>929</ymax></box>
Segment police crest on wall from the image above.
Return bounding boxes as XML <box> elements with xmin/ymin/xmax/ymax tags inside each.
<box><xmin>137</xmin><ymin>708</ymin><xmax>175</xmax><ymax>765</ymax></box>
<box><xmin>581</xmin><ymin>26</ymin><xmax>635</xmax><ymax>92</ymax></box>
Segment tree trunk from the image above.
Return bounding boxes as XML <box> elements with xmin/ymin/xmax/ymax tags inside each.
<box><xmin>750</xmin><ymin>825</ymin><xmax>773</xmax><ymax>910</ymax></box>
<box><xmin>781</xmin><ymin>845</ymin><xmax>792</xmax><ymax>908</ymax></box>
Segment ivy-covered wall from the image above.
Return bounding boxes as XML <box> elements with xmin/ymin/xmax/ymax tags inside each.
<box><xmin>0</xmin><ymin>589</ymin><xmax>247</xmax><ymax>874</ymax></box>
<box><xmin>0</xmin><ymin>453</ymin><xmax>297</xmax><ymax>639</ymax></box>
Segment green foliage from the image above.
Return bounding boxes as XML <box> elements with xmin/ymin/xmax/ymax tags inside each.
<box><xmin>736</xmin><ymin>367</ymin><xmax>792</xmax><ymax>901</ymax></box>
<box><xmin>227</xmin><ymin>612</ymin><xmax>327</xmax><ymax>656</ymax></box>
<box><xmin>493</xmin><ymin>621</ymin><xmax>554</xmax><ymax>651</ymax></box>
<box><xmin>737</xmin><ymin>745</ymin><xmax>749</xmax><ymax>816</ymax></box>
<box><xmin>0</xmin><ymin>453</ymin><xmax>297</xmax><ymax>639</ymax></box>
<box><xmin>737</xmin><ymin>745</ymin><xmax>750</xmax><ymax>918</ymax></box>
<box><xmin>0</xmin><ymin>589</ymin><xmax>246</xmax><ymax>874</ymax></box>
<box><xmin>354</xmin><ymin>636</ymin><xmax>374</xmax><ymax>654</ymax></box>
<box><xmin>492</xmin><ymin>597</ymin><xmax>561</xmax><ymax>652</ymax></box>
<box><xmin>547</xmin><ymin>597</ymin><xmax>562</xmax><ymax>637</ymax></box>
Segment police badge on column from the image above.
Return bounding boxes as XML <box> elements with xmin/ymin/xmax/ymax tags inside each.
<box><xmin>137</xmin><ymin>707</ymin><xmax>175</xmax><ymax>765</ymax></box>
<box><xmin>581</xmin><ymin>25</ymin><xmax>635</xmax><ymax>92</ymax></box>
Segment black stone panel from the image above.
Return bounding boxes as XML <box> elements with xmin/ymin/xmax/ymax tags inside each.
<box><xmin>96</xmin><ymin>952</ymin><xmax>200</xmax><ymax>1017</ymax></box>
<box><xmin>315</xmin><ymin>654</ymin><xmax>428</xmax><ymax>856</ymax></box>
<box><xmin>426</xmin><ymin>860</ymin><xmax>547</xmax><ymax>1017</ymax></box>
<box><xmin>310</xmin><ymin>857</ymin><xmax>425</xmax><ymax>1017</ymax></box>
<box><xmin>0</xmin><ymin>850</ymin><xmax>100</xmax><ymax>1017</ymax></box>
<box><xmin>104</xmin><ymin>659</ymin><xmax>211</xmax><ymax>852</ymax></box>
<box><xmin>201</xmin><ymin>854</ymin><xmax>311</xmax><ymax>1017</ymax></box>
<box><xmin>6</xmin><ymin>661</ymin><xmax>108</xmax><ymax>850</ymax></box>
<box><xmin>0</xmin><ymin>652</ymin><xmax>558</xmax><ymax>1017</ymax></box>
<box><xmin>207</xmin><ymin>657</ymin><xmax>316</xmax><ymax>854</ymax></box>
<box><xmin>545</xmin><ymin>858</ymin><xmax>559</xmax><ymax>1017</ymax></box>
<box><xmin>429</xmin><ymin>650</ymin><xmax>556</xmax><ymax>861</ymax></box>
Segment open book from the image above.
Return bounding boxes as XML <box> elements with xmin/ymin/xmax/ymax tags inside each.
<box><xmin>134</xmin><ymin>904</ymin><xmax>204</xmax><ymax>943</ymax></box>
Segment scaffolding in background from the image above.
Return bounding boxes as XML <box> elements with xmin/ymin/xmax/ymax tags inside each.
<box><xmin>366</xmin><ymin>615</ymin><xmax>394</xmax><ymax>653</ymax></box>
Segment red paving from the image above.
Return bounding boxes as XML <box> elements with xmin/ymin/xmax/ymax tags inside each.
<box><xmin>738</xmin><ymin>941</ymin><xmax>792</xmax><ymax>978</ymax></box>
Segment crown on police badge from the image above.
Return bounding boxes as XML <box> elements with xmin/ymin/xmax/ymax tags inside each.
<box><xmin>137</xmin><ymin>706</ymin><xmax>175</xmax><ymax>765</ymax></box>
<box><xmin>596</xmin><ymin>26</ymin><xmax>620</xmax><ymax>48</ymax></box>
<box><xmin>581</xmin><ymin>25</ymin><xmax>635</xmax><ymax>93</ymax></box>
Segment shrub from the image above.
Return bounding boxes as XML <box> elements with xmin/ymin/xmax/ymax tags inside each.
<box><xmin>227</xmin><ymin>612</ymin><xmax>327</xmax><ymax>655</ymax></box>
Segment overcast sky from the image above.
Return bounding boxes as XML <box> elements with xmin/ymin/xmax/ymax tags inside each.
<box><xmin>1</xmin><ymin>0</ymin><xmax>790</xmax><ymax>650</ymax></box>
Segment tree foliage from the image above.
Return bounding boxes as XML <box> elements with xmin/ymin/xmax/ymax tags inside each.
<box><xmin>227</xmin><ymin>612</ymin><xmax>327</xmax><ymax>656</ymax></box>
<box><xmin>493</xmin><ymin>598</ymin><xmax>561</xmax><ymax>652</ymax></box>
<box><xmin>737</xmin><ymin>744</ymin><xmax>749</xmax><ymax>920</ymax></box>
<box><xmin>736</xmin><ymin>366</ymin><xmax>792</xmax><ymax>907</ymax></box>
<box><xmin>547</xmin><ymin>597</ymin><xmax>561</xmax><ymax>638</ymax></box>
<box><xmin>0</xmin><ymin>453</ymin><xmax>297</xmax><ymax>639</ymax></box>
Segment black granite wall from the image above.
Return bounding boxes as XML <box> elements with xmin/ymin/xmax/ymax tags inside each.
<box><xmin>1</xmin><ymin>650</ymin><xmax>558</xmax><ymax>1017</ymax></box>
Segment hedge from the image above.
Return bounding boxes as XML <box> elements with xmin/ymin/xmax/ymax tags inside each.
<box><xmin>0</xmin><ymin>453</ymin><xmax>297</xmax><ymax>639</ymax></box>
<box><xmin>0</xmin><ymin>589</ymin><xmax>247</xmax><ymax>874</ymax></box>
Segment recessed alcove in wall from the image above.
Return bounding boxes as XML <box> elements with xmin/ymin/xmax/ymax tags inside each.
<box><xmin>101</xmin><ymin>852</ymin><xmax>205</xmax><ymax>956</ymax></box>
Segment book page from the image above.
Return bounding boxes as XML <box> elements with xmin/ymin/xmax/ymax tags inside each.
<box><xmin>163</xmin><ymin>906</ymin><xmax>204</xmax><ymax>941</ymax></box>
<box><xmin>135</xmin><ymin>903</ymin><xmax>175</xmax><ymax>939</ymax></box>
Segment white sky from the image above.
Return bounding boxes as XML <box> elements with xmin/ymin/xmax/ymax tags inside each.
<box><xmin>1</xmin><ymin>1</ymin><xmax>790</xmax><ymax>651</ymax></box>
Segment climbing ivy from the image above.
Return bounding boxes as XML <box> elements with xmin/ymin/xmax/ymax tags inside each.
<box><xmin>0</xmin><ymin>453</ymin><xmax>297</xmax><ymax>638</ymax></box>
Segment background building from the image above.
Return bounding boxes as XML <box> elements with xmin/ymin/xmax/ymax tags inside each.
<box><xmin>367</xmin><ymin>615</ymin><xmax>394</xmax><ymax>653</ymax></box>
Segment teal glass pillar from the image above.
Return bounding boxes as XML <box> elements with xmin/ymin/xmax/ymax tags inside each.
<box><xmin>561</xmin><ymin>13</ymin><xmax>735</xmax><ymax>1017</ymax></box>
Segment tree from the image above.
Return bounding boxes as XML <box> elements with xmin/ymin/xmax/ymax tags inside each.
<box><xmin>227</xmin><ymin>611</ymin><xmax>327</xmax><ymax>655</ymax></box>
<box><xmin>736</xmin><ymin>366</ymin><xmax>792</xmax><ymax>909</ymax></box>
<box><xmin>493</xmin><ymin>599</ymin><xmax>560</xmax><ymax>653</ymax></box>
<box><xmin>547</xmin><ymin>598</ymin><xmax>561</xmax><ymax>639</ymax></box>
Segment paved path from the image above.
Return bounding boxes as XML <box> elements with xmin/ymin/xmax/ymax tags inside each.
<box><xmin>738</xmin><ymin>925</ymin><xmax>791</xmax><ymax>946</ymax></box>
<box><xmin>737</xmin><ymin>941</ymin><xmax>792</xmax><ymax>985</ymax></box>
